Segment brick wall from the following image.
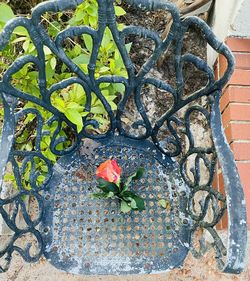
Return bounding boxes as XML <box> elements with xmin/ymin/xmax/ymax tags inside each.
<box><xmin>215</xmin><ymin>37</ymin><xmax>250</xmax><ymax>228</ymax></box>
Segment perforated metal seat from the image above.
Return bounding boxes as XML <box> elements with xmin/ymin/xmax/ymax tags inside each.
<box><xmin>0</xmin><ymin>0</ymin><xmax>247</xmax><ymax>275</ymax></box>
<box><xmin>42</xmin><ymin>137</ymin><xmax>190</xmax><ymax>274</ymax></box>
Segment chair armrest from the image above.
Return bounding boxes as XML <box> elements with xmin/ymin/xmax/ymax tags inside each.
<box><xmin>210</xmin><ymin>92</ymin><xmax>247</xmax><ymax>273</ymax></box>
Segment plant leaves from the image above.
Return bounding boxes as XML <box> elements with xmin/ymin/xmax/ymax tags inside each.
<box><xmin>72</xmin><ymin>54</ymin><xmax>90</xmax><ymax>65</ymax></box>
<box><xmin>133</xmin><ymin>195</ymin><xmax>145</xmax><ymax>211</ymax></box>
<box><xmin>50</xmin><ymin>57</ymin><xmax>57</xmax><ymax>70</ymax></box>
<box><xmin>159</xmin><ymin>199</ymin><xmax>170</xmax><ymax>209</ymax></box>
<box><xmin>120</xmin><ymin>200</ymin><xmax>131</xmax><ymax>213</ymax></box>
<box><xmin>82</xmin><ymin>34</ymin><xmax>93</xmax><ymax>52</ymax></box>
<box><xmin>123</xmin><ymin>192</ymin><xmax>145</xmax><ymax>211</ymax></box>
<box><xmin>133</xmin><ymin>168</ymin><xmax>145</xmax><ymax>180</ymax></box>
<box><xmin>0</xmin><ymin>3</ymin><xmax>15</xmax><ymax>25</ymax></box>
<box><xmin>64</xmin><ymin>108</ymin><xmax>83</xmax><ymax>133</ymax></box>
<box><xmin>114</xmin><ymin>6</ymin><xmax>126</xmax><ymax>16</ymax></box>
<box><xmin>122</xmin><ymin>191</ymin><xmax>136</xmax><ymax>198</ymax></box>
<box><xmin>90</xmin><ymin>191</ymin><xmax>114</xmax><ymax>199</ymax></box>
<box><xmin>128</xmin><ymin>198</ymin><xmax>137</xmax><ymax>209</ymax></box>
<box><xmin>97</xmin><ymin>178</ymin><xmax>120</xmax><ymax>193</ymax></box>
<box><xmin>90</xmin><ymin>192</ymin><xmax>107</xmax><ymax>199</ymax></box>
<box><xmin>122</xmin><ymin>167</ymin><xmax>145</xmax><ymax>192</ymax></box>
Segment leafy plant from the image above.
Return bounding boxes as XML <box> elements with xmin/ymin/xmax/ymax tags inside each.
<box><xmin>0</xmin><ymin>1</ymin><xmax>130</xmax><ymax>190</ymax></box>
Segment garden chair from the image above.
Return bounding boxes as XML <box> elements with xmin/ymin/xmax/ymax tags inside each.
<box><xmin>0</xmin><ymin>0</ymin><xmax>247</xmax><ymax>275</ymax></box>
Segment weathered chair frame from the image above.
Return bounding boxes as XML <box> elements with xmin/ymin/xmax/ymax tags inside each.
<box><xmin>0</xmin><ymin>0</ymin><xmax>247</xmax><ymax>275</ymax></box>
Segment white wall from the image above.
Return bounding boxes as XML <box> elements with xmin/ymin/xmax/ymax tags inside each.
<box><xmin>207</xmin><ymin>0</ymin><xmax>248</xmax><ymax>66</ymax></box>
<box><xmin>230</xmin><ymin>0</ymin><xmax>250</xmax><ymax>38</ymax></box>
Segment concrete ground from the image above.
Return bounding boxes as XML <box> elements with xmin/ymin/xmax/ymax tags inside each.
<box><xmin>0</xmin><ymin>233</ymin><xmax>249</xmax><ymax>281</ymax></box>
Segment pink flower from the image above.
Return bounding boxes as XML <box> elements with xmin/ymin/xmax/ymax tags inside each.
<box><xmin>96</xmin><ymin>159</ymin><xmax>122</xmax><ymax>183</ymax></box>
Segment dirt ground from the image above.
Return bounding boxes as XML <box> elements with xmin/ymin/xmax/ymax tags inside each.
<box><xmin>0</xmin><ymin>231</ymin><xmax>249</xmax><ymax>281</ymax></box>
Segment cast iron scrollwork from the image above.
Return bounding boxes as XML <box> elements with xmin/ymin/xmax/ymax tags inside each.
<box><xmin>0</xmin><ymin>0</ymin><xmax>247</xmax><ymax>274</ymax></box>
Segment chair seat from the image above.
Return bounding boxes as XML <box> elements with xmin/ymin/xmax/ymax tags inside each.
<box><xmin>41</xmin><ymin>136</ymin><xmax>191</xmax><ymax>275</ymax></box>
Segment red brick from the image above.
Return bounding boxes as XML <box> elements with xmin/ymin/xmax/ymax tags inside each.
<box><xmin>220</xmin><ymin>86</ymin><xmax>250</xmax><ymax>113</ymax></box>
<box><xmin>226</xmin><ymin>37</ymin><xmax>250</xmax><ymax>52</ymax></box>
<box><xmin>237</xmin><ymin>162</ymin><xmax>250</xmax><ymax>187</ymax></box>
<box><xmin>230</xmin><ymin>142</ymin><xmax>250</xmax><ymax>161</ymax></box>
<box><xmin>217</xmin><ymin>53</ymin><xmax>250</xmax><ymax>89</ymax></box>
<box><xmin>225</xmin><ymin>123</ymin><xmax>250</xmax><ymax>143</ymax></box>
<box><xmin>218</xmin><ymin>54</ymin><xmax>228</xmax><ymax>79</ymax></box>
<box><xmin>222</xmin><ymin>104</ymin><xmax>250</xmax><ymax>126</ymax></box>
<box><xmin>234</xmin><ymin>53</ymin><xmax>250</xmax><ymax>70</ymax></box>
<box><xmin>230</xmin><ymin>69</ymin><xmax>250</xmax><ymax>86</ymax></box>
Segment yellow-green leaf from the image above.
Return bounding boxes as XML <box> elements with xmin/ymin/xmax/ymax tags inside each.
<box><xmin>159</xmin><ymin>199</ymin><xmax>170</xmax><ymax>209</ymax></box>
<box><xmin>114</xmin><ymin>6</ymin><xmax>126</xmax><ymax>17</ymax></box>
<box><xmin>0</xmin><ymin>3</ymin><xmax>15</xmax><ymax>24</ymax></box>
<box><xmin>64</xmin><ymin>108</ymin><xmax>83</xmax><ymax>133</ymax></box>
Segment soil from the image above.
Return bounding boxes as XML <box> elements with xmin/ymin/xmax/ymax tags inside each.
<box><xmin>121</xmin><ymin>2</ymin><xmax>208</xmax><ymax>103</ymax></box>
<box><xmin>119</xmin><ymin>3</ymin><xmax>210</xmax><ymax>149</ymax></box>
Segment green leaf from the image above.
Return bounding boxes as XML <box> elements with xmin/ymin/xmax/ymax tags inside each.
<box><xmin>133</xmin><ymin>168</ymin><xmax>145</xmax><ymax>180</ymax></box>
<box><xmin>12</xmin><ymin>37</ymin><xmax>27</xmax><ymax>44</ymax></box>
<box><xmin>64</xmin><ymin>108</ymin><xmax>83</xmax><ymax>133</ymax></box>
<box><xmin>67</xmin><ymin>102</ymin><xmax>83</xmax><ymax>110</ymax></box>
<box><xmin>97</xmin><ymin>178</ymin><xmax>120</xmax><ymax>193</ymax></box>
<box><xmin>75</xmin><ymin>9</ymin><xmax>85</xmax><ymax>21</ymax></box>
<box><xmin>123</xmin><ymin>192</ymin><xmax>145</xmax><ymax>211</ymax></box>
<box><xmin>72</xmin><ymin>54</ymin><xmax>90</xmax><ymax>65</ymax></box>
<box><xmin>54</xmin><ymin>97</ymin><xmax>65</xmax><ymax>112</ymax></box>
<box><xmin>99</xmin><ymin>66</ymin><xmax>110</xmax><ymax>74</ymax></box>
<box><xmin>90</xmin><ymin>192</ymin><xmax>108</xmax><ymax>199</ymax></box>
<box><xmin>110</xmin><ymin>59</ymin><xmax>115</xmax><ymax>73</ymax></box>
<box><xmin>0</xmin><ymin>3</ymin><xmax>15</xmax><ymax>24</ymax></box>
<box><xmin>91</xmin><ymin>105</ymin><xmax>107</xmax><ymax>114</ymax></box>
<box><xmin>108</xmin><ymin>101</ymin><xmax>117</xmax><ymax>110</ymax></box>
<box><xmin>22</xmin><ymin>40</ymin><xmax>30</xmax><ymax>52</ymax></box>
<box><xmin>113</xmin><ymin>83</ymin><xmax>125</xmax><ymax>94</ymax></box>
<box><xmin>122</xmin><ymin>167</ymin><xmax>145</xmax><ymax>192</ymax></box>
<box><xmin>133</xmin><ymin>195</ymin><xmax>145</xmax><ymax>211</ymax></box>
<box><xmin>120</xmin><ymin>200</ymin><xmax>131</xmax><ymax>213</ymax></box>
<box><xmin>121</xmin><ymin>191</ymin><xmax>136</xmax><ymax>198</ymax></box>
<box><xmin>37</xmin><ymin>175</ymin><xmax>46</xmax><ymax>183</ymax></box>
<box><xmin>50</xmin><ymin>57</ymin><xmax>57</xmax><ymax>70</ymax></box>
<box><xmin>114</xmin><ymin>6</ymin><xmax>126</xmax><ymax>16</ymax></box>
<box><xmin>82</xmin><ymin>34</ymin><xmax>93</xmax><ymax>52</ymax></box>
<box><xmin>89</xmin><ymin>15</ymin><xmax>96</xmax><ymax>27</ymax></box>
<box><xmin>81</xmin><ymin>112</ymin><xmax>89</xmax><ymax>117</ymax></box>
<box><xmin>107</xmin><ymin>191</ymin><xmax>115</xmax><ymax>198</ymax></box>
<box><xmin>129</xmin><ymin>198</ymin><xmax>137</xmax><ymax>209</ymax></box>
<box><xmin>13</xmin><ymin>26</ymin><xmax>29</xmax><ymax>36</ymax></box>
<box><xmin>43</xmin><ymin>46</ymin><xmax>52</xmax><ymax>56</ymax></box>
<box><xmin>125</xmin><ymin>42</ymin><xmax>132</xmax><ymax>53</ymax></box>
<box><xmin>159</xmin><ymin>199</ymin><xmax>170</xmax><ymax>209</ymax></box>
<box><xmin>86</xmin><ymin>5</ymin><xmax>97</xmax><ymax>17</ymax></box>
<box><xmin>45</xmin><ymin>62</ymin><xmax>55</xmax><ymax>80</ymax></box>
